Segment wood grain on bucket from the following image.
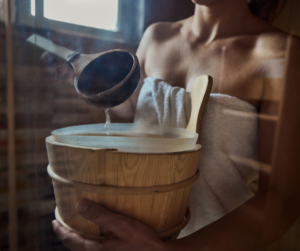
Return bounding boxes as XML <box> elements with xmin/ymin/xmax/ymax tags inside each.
<box><xmin>46</xmin><ymin>137</ymin><xmax>201</xmax><ymax>238</ymax></box>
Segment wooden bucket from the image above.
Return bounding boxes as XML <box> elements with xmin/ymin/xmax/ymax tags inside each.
<box><xmin>46</xmin><ymin>137</ymin><xmax>201</xmax><ymax>239</ymax></box>
<box><xmin>46</xmin><ymin>75</ymin><xmax>213</xmax><ymax>240</ymax></box>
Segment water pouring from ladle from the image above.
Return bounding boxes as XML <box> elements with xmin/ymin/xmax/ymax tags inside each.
<box><xmin>27</xmin><ymin>34</ymin><xmax>140</xmax><ymax>109</ymax></box>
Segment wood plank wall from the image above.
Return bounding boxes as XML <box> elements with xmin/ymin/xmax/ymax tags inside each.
<box><xmin>0</xmin><ymin>21</ymin><xmax>9</xmax><ymax>250</ymax></box>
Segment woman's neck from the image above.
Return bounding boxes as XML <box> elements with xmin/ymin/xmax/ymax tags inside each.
<box><xmin>189</xmin><ymin>0</ymin><xmax>259</xmax><ymax>44</ymax></box>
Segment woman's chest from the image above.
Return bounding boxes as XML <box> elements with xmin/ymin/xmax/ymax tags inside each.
<box><xmin>144</xmin><ymin>43</ymin><xmax>264</xmax><ymax>108</ymax></box>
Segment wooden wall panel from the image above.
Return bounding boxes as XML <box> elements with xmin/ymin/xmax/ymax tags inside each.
<box><xmin>0</xmin><ymin>20</ymin><xmax>8</xmax><ymax>250</ymax></box>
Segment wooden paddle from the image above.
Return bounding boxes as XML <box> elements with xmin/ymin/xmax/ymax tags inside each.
<box><xmin>186</xmin><ymin>75</ymin><xmax>213</xmax><ymax>143</ymax></box>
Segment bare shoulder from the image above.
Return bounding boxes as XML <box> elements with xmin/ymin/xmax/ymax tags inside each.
<box><xmin>136</xmin><ymin>21</ymin><xmax>184</xmax><ymax>62</ymax></box>
<box><xmin>254</xmin><ymin>28</ymin><xmax>300</xmax><ymax>58</ymax></box>
<box><xmin>229</xmin><ymin>20</ymin><xmax>299</xmax><ymax>59</ymax></box>
<box><xmin>256</xmin><ymin>30</ymin><xmax>300</xmax><ymax>100</ymax></box>
<box><xmin>141</xmin><ymin>21</ymin><xmax>183</xmax><ymax>45</ymax></box>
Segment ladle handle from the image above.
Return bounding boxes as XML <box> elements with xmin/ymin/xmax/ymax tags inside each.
<box><xmin>27</xmin><ymin>34</ymin><xmax>80</xmax><ymax>63</ymax></box>
<box><xmin>186</xmin><ymin>75</ymin><xmax>213</xmax><ymax>143</ymax></box>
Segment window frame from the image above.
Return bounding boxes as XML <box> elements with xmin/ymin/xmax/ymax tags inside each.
<box><xmin>16</xmin><ymin>0</ymin><xmax>145</xmax><ymax>45</ymax></box>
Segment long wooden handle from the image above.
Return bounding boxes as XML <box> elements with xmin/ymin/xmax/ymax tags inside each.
<box><xmin>26</xmin><ymin>34</ymin><xmax>79</xmax><ymax>62</ymax></box>
<box><xmin>186</xmin><ymin>75</ymin><xmax>213</xmax><ymax>143</ymax></box>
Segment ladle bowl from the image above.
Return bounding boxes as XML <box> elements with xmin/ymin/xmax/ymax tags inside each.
<box><xmin>27</xmin><ymin>34</ymin><xmax>140</xmax><ymax>108</ymax></box>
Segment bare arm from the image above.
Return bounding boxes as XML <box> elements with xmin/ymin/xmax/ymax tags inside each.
<box><xmin>167</xmin><ymin>35</ymin><xmax>300</xmax><ymax>251</ymax></box>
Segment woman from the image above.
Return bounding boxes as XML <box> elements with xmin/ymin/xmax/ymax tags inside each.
<box><xmin>52</xmin><ymin>0</ymin><xmax>300</xmax><ymax>250</ymax></box>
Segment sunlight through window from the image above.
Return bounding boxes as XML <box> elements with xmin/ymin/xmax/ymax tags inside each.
<box><xmin>31</xmin><ymin>0</ymin><xmax>119</xmax><ymax>31</ymax></box>
<box><xmin>31</xmin><ymin>0</ymin><xmax>35</xmax><ymax>16</ymax></box>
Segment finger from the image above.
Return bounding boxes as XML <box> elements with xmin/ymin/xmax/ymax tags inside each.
<box><xmin>52</xmin><ymin>220</ymin><xmax>104</xmax><ymax>251</ymax></box>
<box><xmin>77</xmin><ymin>200</ymin><xmax>134</xmax><ymax>239</ymax></box>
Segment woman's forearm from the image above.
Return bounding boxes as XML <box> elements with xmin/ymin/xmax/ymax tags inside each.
<box><xmin>168</xmin><ymin>191</ymin><xmax>300</xmax><ymax>251</ymax></box>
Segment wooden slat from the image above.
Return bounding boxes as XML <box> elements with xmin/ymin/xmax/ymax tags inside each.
<box><xmin>4</xmin><ymin>0</ymin><xmax>17</xmax><ymax>250</ymax></box>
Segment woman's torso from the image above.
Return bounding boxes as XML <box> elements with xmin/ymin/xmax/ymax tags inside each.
<box><xmin>143</xmin><ymin>17</ymin><xmax>287</xmax><ymax>109</ymax></box>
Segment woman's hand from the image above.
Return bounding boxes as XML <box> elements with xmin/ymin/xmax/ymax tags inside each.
<box><xmin>52</xmin><ymin>199</ymin><xmax>173</xmax><ymax>251</ymax></box>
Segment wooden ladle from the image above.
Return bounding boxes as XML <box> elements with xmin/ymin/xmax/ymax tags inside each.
<box><xmin>186</xmin><ymin>75</ymin><xmax>213</xmax><ymax>143</ymax></box>
<box><xmin>27</xmin><ymin>34</ymin><xmax>140</xmax><ymax>109</ymax></box>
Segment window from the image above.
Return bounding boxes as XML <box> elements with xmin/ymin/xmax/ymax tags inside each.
<box><xmin>31</xmin><ymin>0</ymin><xmax>119</xmax><ymax>31</ymax></box>
<box><xmin>17</xmin><ymin>0</ymin><xmax>145</xmax><ymax>44</ymax></box>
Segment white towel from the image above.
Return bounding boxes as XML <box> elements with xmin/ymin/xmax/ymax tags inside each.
<box><xmin>134</xmin><ymin>77</ymin><xmax>260</xmax><ymax>237</ymax></box>
<box><xmin>134</xmin><ymin>77</ymin><xmax>192</xmax><ymax>128</ymax></box>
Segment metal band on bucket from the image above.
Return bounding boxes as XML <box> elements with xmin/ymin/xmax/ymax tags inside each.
<box><xmin>47</xmin><ymin>165</ymin><xmax>199</xmax><ymax>195</ymax></box>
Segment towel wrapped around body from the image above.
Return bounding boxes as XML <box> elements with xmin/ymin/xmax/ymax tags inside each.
<box><xmin>134</xmin><ymin>77</ymin><xmax>260</xmax><ymax>238</ymax></box>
